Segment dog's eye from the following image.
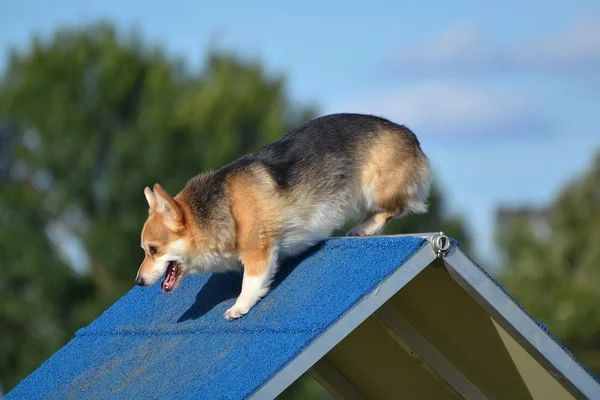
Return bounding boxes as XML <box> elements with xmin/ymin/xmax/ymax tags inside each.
<box><xmin>148</xmin><ymin>245</ymin><xmax>157</xmax><ymax>255</ymax></box>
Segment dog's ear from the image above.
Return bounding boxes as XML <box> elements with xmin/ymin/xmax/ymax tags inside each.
<box><xmin>144</xmin><ymin>187</ymin><xmax>156</xmax><ymax>210</ymax></box>
<box><xmin>153</xmin><ymin>183</ymin><xmax>184</xmax><ymax>231</ymax></box>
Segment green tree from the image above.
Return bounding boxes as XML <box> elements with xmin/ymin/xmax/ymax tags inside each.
<box><xmin>0</xmin><ymin>21</ymin><xmax>470</xmax><ymax>393</ymax></box>
<box><xmin>0</xmin><ymin>149</ymin><xmax>98</xmax><ymax>391</ymax></box>
<box><xmin>0</xmin><ymin>22</ymin><xmax>315</xmax><ymax>391</ymax></box>
<box><xmin>496</xmin><ymin>150</ymin><xmax>600</xmax><ymax>375</ymax></box>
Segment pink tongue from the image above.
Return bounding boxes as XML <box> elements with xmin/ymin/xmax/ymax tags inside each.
<box><xmin>162</xmin><ymin>266</ymin><xmax>176</xmax><ymax>292</ymax></box>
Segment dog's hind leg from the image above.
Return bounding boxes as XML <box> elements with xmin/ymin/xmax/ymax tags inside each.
<box><xmin>349</xmin><ymin>130</ymin><xmax>431</xmax><ymax>237</ymax></box>
<box><xmin>346</xmin><ymin>210</ymin><xmax>399</xmax><ymax>237</ymax></box>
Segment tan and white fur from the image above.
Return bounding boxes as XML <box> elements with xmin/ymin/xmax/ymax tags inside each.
<box><xmin>136</xmin><ymin>113</ymin><xmax>431</xmax><ymax>320</ymax></box>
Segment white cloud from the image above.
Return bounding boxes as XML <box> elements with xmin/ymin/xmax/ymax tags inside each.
<box><xmin>520</xmin><ymin>18</ymin><xmax>600</xmax><ymax>72</ymax></box>
<box><xmin>384</xmin><ymin>17</ymin><xmax>600</xmax><ymax>76</ymax></box>
<box><xmin>328</xmin><ymin>82</ymin><xmax>546</xmax><ymax>138</ymax></box>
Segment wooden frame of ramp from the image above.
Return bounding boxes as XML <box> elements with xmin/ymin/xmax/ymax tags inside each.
<box><xmin>250</xmin><ymin>233</ymin><xmax>600</xmax><ymax>400</ymax></box>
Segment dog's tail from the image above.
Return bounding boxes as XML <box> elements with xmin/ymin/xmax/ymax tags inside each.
<box><xmin>404</xmin><ymin>151</ymin><xmax>432</xmax><ymax>215</ymax></box>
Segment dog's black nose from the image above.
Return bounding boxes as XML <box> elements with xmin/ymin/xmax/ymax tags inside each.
<box><xmin>135</xmin><ymin>276</ymin><xmax>145</xmax><ymax>286</ymax></box>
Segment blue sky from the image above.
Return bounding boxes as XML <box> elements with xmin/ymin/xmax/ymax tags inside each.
<box><xmin>2</xmin><ymin>0</ymin><xmax>600</xmax><ymax>263</ymax></box>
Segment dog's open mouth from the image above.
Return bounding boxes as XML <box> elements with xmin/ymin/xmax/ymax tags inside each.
<box><xmin>162</xmin><ymin>261</ymin><xmax>180</xmax><ymax>292</ymax></box>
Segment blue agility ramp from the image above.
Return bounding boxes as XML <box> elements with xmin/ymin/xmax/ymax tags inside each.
<box><xmin>6</xmin><ymin>235</ymin><xmax>600</xmax><ymax>400</ymax></box>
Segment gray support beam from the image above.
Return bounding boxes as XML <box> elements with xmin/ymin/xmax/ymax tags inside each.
<box><xmin>443</xmin><ymin>246</ymin><xmax>600</xmax><ymax>400</ymax></box>
<box><xmin>374</xmin><ymin>304</ymin><xmax>488</xmax><ymax>400</ymax></box>
<box><xmin>308</xmin><ymin>358</ymin><xmax>369</xmax><ymax>400</ymax></box>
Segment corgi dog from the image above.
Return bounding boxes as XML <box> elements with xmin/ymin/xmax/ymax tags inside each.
<box><xmin>136</xmin><ymin>113</ymin><xmax>431</xmax><ymax>320</ymax></box>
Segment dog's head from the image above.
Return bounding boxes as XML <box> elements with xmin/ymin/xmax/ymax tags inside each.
<box><xmin>136</xmin><ymin>184</ymin><xmax>192</xmax><ymax>292</ymax></box>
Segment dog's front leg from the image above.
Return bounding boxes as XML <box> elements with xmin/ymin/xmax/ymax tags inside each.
<box><xmin>224</xmin><ymin>247</ymin><xmax>278</xmax><ymax>320</ymax></box>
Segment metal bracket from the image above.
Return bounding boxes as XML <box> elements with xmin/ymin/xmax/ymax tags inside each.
<box><xmin>430</xmin><ymin>232</ymin><xmax>451</xmax><ymax>257</ymax></box>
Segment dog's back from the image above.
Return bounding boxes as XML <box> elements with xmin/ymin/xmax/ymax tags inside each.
<box><xmin>212</xmin><ymin>113</ymin><xmax>430</xmax><ymax>255</ymax></box>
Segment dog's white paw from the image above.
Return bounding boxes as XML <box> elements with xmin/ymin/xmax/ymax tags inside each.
<box><xmin>224</xmin><ymin>304</ymin><xmax>249</xmax><ymax>320</ymax></box>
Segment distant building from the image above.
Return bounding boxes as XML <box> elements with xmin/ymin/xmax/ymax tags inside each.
<box><xmin>495</xmin><ymin>205</ymin><xmax>554</xmax><ymax>240</ymax></box>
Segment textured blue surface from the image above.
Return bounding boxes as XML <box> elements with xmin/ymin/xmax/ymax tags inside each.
<box><xmin>6</xmin><ymin>236</ymin><xmax>427</xmax><ymax>400</ymax></box>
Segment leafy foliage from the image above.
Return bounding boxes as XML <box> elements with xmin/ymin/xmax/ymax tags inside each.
<box><xmin>0</xmin><ymin>22</ymin><xmax>470</xmax><ymax>392</ymax></box>
<box><xmin>496</xmin><ymin>151</ymin><xmax>600</xmax><ymax>375</ymax></box>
